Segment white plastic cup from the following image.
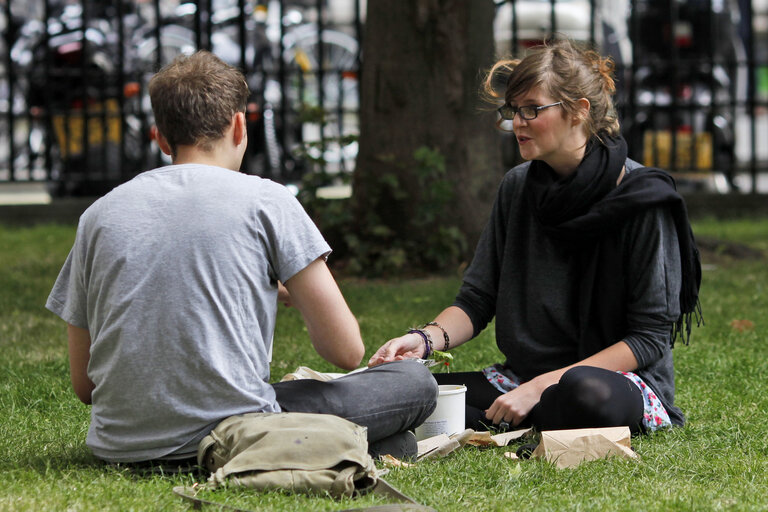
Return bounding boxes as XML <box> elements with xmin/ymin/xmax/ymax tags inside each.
<box><xmin>414</xmin><ymin>384</ymin><xmax>466</xmax><ymax>441</ymax></box>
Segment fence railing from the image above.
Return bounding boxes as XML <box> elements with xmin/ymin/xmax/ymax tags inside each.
<box><xmin>2</xmin><ymin>0</ymin><xmax>766</xmax><ymax>196</ymax></box>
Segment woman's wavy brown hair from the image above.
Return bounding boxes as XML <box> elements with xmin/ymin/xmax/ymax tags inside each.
<box><xmin>483</xmin><ymin>38</ymin><xmax>620</xmax><ymax>141</ymax></box>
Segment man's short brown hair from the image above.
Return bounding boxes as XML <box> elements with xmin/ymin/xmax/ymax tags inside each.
<box><xmin>149</xmin><ymin>51</ymin><xmax>249</xmax><ymax>156</ymax></box>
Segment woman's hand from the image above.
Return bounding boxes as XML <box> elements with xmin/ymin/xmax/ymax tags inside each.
<box><xmin>367</xmin><ymin>307</ymin><xmax>473</xmax><ymax>367</ymax></box>
<box><xmin>485</xmin><ymin>379</ymin><xmax>546</xmax><ymax>427</ymax></box>
<box><xmin>485</xmin><ymin>343</ymin><xmax>640</xmax><ymax>426</ymax></box>
<box><xmin>367</xmin><ymin>333</ymin><xmax>426</xmax><ymax>367</ymax></box>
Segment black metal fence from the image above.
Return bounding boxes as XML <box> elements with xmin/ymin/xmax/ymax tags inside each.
<box><xmin>1</xmin><ymin>0</ymin><xmax>363</xmax><ymax>196</ymax></box>
<box><xmin>1</xmin><ymin>0</ymin><xmax>767</xmax><ymax>195</ymax></box>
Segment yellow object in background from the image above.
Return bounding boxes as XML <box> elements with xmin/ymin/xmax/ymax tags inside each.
<box><xmin>643</xmin><ymin>129</ymin><xmax>713</xmax><ymax>171</ymax></box>
<box><xmin>51</xmin><ymin>99</ymin><xmax>123</xmax><ymax>158</ymax></box>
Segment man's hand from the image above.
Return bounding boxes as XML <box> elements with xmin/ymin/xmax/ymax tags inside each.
<box><xmin>277</xmin><ymin>281</ymin><xmax>292</xmax><ymax>307</ymax></box>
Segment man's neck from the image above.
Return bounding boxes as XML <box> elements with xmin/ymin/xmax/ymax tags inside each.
<box><xmin>171</xmin><ymin>145</ymin><xmax>241</xmax><ymax>171</ymax></box>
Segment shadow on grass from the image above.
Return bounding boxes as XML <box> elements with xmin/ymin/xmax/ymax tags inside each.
<box><xmin>6</xmin><ymin>444</ymin><xmax>101</xmax><ymax>473</ymax></box>
<box><xmin>10</xmin><ymin>444</ymin><xmax>204</xmax><ymax>481</ymax></box>
<box><xmin>696</xmin><ymin>236</ymin><xmax>766</xmax><ymax>263</ymax></box>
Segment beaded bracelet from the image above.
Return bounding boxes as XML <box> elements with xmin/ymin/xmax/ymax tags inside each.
<box><xmin>424</xmin><ymin>321</ymin><xmax>450</xmax><ymax>351</ymax></box>
<box><xmin>407</xmin><ymin>328</ymin><xmax>433</xmax><ymax>358</ymax></box>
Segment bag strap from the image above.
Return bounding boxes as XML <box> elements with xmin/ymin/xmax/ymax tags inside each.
<box><xmin>369</xmin><ymin>478</ymin><xmax>424</xmax><ymax>505</ymax></box>
<box><xmin>173</xmin><ymin>485</ymin><xmax>249</xmax><ymax>512</ymax></box>
<box><xmin>339</xmin><ymin>504</ymin><xmax>436</xmax><ymax>512</ymax></box>
<box><xmin>172</xmin><ymin>478</ymin><xmax>437</xmax><ymax>512</ymax></box>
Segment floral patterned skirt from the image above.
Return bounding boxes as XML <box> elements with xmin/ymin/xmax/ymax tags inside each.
<box><xmin>482</xmin><ymin>364</ymin><xmax>672</xmax><ymax>432</ymax></box>
<box><xmin>619</xmin><ymin>371</ymin><xmax>672</xmax><ymax>431</ymax></box>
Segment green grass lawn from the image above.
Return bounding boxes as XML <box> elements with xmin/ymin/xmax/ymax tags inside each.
<box><xmin>1</xmin><ymin>219</ymin><xmax>767</xmax><ymax>511</ymax></box>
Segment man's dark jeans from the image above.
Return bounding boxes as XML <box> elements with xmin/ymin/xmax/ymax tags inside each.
<box><xmin>272</xmin><ymin>360</ymin><xmax>438</xmax><ymax>442</ymax></box>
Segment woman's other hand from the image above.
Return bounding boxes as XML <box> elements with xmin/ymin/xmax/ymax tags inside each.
<box><xmin>485</xmin><ymin>342</ymin><xmax>640</xmax><ymax>427</ymax></box>
<box><xmin>367</xmin><ymin>332</ymin><xmax>426</xmax><ymax>367</ymax></box>
<box><xmin>485</xmin><ymin>379</ymin><xmax>546</xmax><ymax>427</ymax></box>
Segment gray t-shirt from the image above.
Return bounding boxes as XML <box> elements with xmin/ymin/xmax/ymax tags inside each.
<box><xmin>46</xmin><ymin>164</ymin><xmax>331</xmax><ymax>462</ymax></box>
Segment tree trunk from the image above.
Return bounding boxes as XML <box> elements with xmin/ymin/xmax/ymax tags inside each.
<box><xmin>353</xmin><ymin>0</ymin><xmax>502</xmax><ymax>269</ymax></box>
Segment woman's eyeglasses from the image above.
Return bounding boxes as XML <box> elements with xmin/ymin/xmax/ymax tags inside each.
<box><xmin>497</xmin><ymin>102</ymin><xmax>563</xmax><ymax>121</ymax></box>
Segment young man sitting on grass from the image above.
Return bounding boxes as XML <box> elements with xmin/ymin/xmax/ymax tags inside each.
<box><xmin>46</xmin><ymin>50</ymin><xmax>436</xmax><ymax>467</ymax></box>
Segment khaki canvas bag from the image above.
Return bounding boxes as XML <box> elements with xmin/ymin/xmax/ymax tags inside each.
<box><xmin>173</xmin><ymin>412</ymin><xmax>434</xmax><ymax>511</ymax></box>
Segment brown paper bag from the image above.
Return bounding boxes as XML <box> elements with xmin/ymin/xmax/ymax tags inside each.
<box><xmin>531</xmin><ymin>426</ymin><xmax>637</xmax><ymax>469</ymax></box>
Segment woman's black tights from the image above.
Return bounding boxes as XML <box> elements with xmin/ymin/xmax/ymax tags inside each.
<box><xmin>434</xmin><ymin>366</ymin><xmax>645</xmax><ymax>434</ymax></box>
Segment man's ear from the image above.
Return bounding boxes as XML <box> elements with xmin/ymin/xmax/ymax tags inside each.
<box><xmin>232</xmin><ymin>112</ymin><xmax>247</xmax><ymax>147</ymax></box>
<box><xmin>151</xmin><ymin>126</ymin><xmax>173</xmax><ymax>156</ymax></box>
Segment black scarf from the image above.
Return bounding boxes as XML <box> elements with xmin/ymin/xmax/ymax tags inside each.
<box><xmin>525</xmin><ymin>135</ymin><xmax>702</xmax><ymax>349</ymax></box>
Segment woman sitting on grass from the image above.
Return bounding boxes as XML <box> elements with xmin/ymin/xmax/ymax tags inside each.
<box><xmin>369</xmin><ymin>39</ymin><xmax>702</xmax><ymax>434</ymax></box>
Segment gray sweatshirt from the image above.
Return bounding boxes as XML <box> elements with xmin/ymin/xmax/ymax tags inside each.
<box><xmin>453</xmin><ymin>160</ymin><xmax>684</xmax><ymax>425</ymax></box>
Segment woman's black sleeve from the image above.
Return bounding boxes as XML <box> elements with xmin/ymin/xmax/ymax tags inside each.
<box><xmin>453</xmin><ymin>281</ymin><xmax>497</xmax><ymax>338</ymax></box>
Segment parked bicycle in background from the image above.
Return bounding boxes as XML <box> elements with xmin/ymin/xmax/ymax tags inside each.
<box><xmin>1</xmin><ymin>0</ymin><xmax>362</xmax><ymax>196</ymax></box>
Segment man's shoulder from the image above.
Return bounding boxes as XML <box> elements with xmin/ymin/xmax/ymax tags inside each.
<box><xmin>79</xmin><ymin>165</ymin><xmax>301</xmax><ymax>228</ymax></box>
<box><xmin>114</xmin><ymin>164</ymin><xmax>292</xmax><ymax>198</ymax></box>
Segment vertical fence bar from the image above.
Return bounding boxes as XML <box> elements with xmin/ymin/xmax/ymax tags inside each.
<box><xmin>237</xmin><ymin>0</ymin><xmax>247</xmax><ymax>72</ymax></box>
<box><xmin>705</xmin><ymin>0</ymin><xmax>715</xmax><ymax>179</ymax></box>
<box><xmin>151</xmin><ymin>0</ymin><xmax>162</xmax><ymax>169</ymax></box>
<box><xmin>97</xmin><ymin>1</ymin><xmax>108</xmax><ymax>182</ymax></box>
<box><xmin>204</xmin><ymin>0</ymin><xmax>213</xmax><ymax>51</ymax></box>
<box><xmin>116</xmin><ymin>0</ymin><xmax>126</xmax><ymax>180</ymax></box>
<box><xmin>194</xmin><ymin>0</ymin><xmax>202</xmax><ymax>50</ymax></box>
<box><xmin>354</xmin><ymin>0</ymin><xmax>363</xmax><ymax>173</ymax></box>
<box><xmin>354</xmin><ymin>0</ymin><xmax>363</xmax><ymax>72</ymax></box>
<box><xmin>669</xmin><ymin>0</ymin><xmax>679</xmax><ymax>172</ymax></box>
<box><xmin>43</xmin><ymin>0</ymin><xmax>53</xmax><ymax>183</ymax></box>
<box><xmin>316</xmin><ymin>0</ymin><xmax>326</xmax><ymax>174</ymax></box>
<box><xmin>4</xmin><ymin>0</ymin><xmax>15</xmax><ymax>180</ymax></box>
<box><xmin>511</xmin><ymin>0</ymin><xmax>518</xmax><ymax>55</ymax></box>
<box><xmin>278</xmin><ymin>0</ymin><xmax>288</xmax><ymax>178</ymax></box>
<box><xmin>79</xmin><ymin>0</ymin><xmax>91</xmax><ymax>183</ymax></box>
<box><xmin>626</xmin><ymin>0</ymin><xmax>637</xmax><ymax>141</ymax></box>
<box><xmin>549</xmin><ymin>0</ymin><xmax>556</xmax><ymax>39</ymax></box>
<box><xmin>724</xmin><ymin>0</ymin><xmax>738</xmax><ymax>185</ymax></box>
<box><xmin>745</xmin><ymin>0</ymin><xmax>757</xmax><ymax>193</ymax></box>
<box><xmin>153</xmin><ymin>0</ymin><xmax>162</xmax><ymax>71</ymax></box>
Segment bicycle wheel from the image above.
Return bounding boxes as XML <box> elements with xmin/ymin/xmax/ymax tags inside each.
<box><xmin>133</xmin><ymin>24</ymin><xmax>197</xmax><ymax>73</ymax></box>
<box><xmin>281</xmin><ymin>24</ymin><xmax>360</xmax><ymax>173</ymax></box>
<box><xmin>282</xmin><ymin>24</ymin><xmax>359</xmax><ymax>109</ymax></box>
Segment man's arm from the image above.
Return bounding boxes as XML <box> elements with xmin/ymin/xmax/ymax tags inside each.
<box><xmin>283</xmin><ymin>258</ymin><xmax>364</xmax><ymax>370</ymax></box>
<box><xmin>67</xmin><ymin>324</ymin><xmax>95</xmax><ymax>405</ymax></box>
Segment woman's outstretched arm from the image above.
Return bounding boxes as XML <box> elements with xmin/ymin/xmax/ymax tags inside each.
<box><xmin>368</xmin><ymin>306</ymin><xmax>475</xmax><ymax>366</ymax></box>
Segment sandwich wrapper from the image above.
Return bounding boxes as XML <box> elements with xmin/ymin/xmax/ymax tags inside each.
<box><xmin>529</xmin><ymin>426</ymin><xmax>637</xmax><ymax>469</ymax></box>
<box><xmin>467</xmin><ymin>428</ymin><xmax>532</xmax><ymax>447</ymax></box>
<box><xmin>280</xmin><ymin>365</ymin><xmax>368</xmax><ymax>382</ymax></box>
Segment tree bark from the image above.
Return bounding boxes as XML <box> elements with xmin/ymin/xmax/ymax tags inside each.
<box><xmin>353</xmin><ymin>0</ymin><xmax>502</xmax><ymax>264</ymax></box>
